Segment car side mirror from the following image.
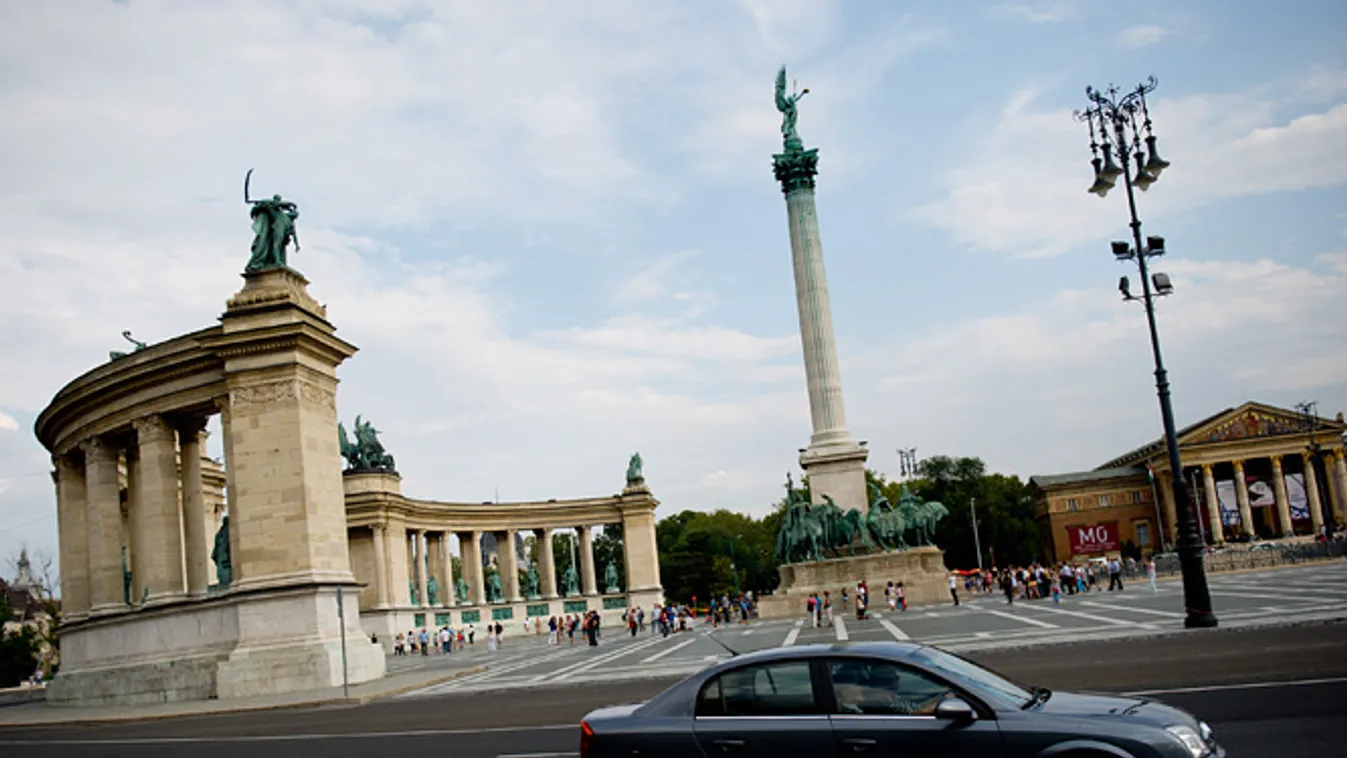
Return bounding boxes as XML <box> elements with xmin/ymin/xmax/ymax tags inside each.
<box><xmin>935</xmin><ymin>697</ymin><xmax>976</xmax><ymax>722</ymax></box>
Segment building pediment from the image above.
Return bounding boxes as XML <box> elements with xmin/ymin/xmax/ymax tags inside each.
<box><xmin>1180</xmin><ymin>402</ymin><xmax>1345</xmax><ymax>447</ymax></box>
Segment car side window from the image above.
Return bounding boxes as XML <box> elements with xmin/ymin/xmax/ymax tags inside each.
<box><xmin>828</xmin><ymin>659</ymin><xmax>954</xmax><ymax>716</ymax></box>
<box><xmin>696</xmin><ymin>661</ymin><xmax>817</xmax><ymax>717</ymax></box>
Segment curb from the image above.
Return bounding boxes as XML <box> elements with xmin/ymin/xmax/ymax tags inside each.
<box><xmin>0</xmin><ymin>665</ymin><xmax>487</xmax><ymax>728</ymax></box>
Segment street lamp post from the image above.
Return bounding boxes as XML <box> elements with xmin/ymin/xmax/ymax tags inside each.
<box><xmin>898</xmin><ymin>448</ymin><xmax>917</xmax><ymax>480</ymax></box>
<box><xmin>1076</xmin><ymin>76</ymin><xmax>1217</xmax><ymax>628</ymax></box>
<box><xmin>729</xmin><ymin>535</ymin><xmax>741</xmax><ymax>596</ymax></box>
<box><xmin>969</xmin><ymin>497</ymin><xmax>984</xmax><ymax>570</ymax></box>
<box><xmin>1296</xmin><ymin>401</ymin><xmax>1335</xmax><ymax>538</ymax></box>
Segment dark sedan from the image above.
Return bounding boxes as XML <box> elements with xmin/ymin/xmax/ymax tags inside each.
<box><xmin>579</xmin><ymin>641</ymin><xmax>1222</xmax><ymax>758</ymax></box>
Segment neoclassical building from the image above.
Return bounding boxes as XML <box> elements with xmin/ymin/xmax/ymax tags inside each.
<box><xmin>1033</xmin><ymin>402</ymin><xmax>1347</xmax><ymax>563</ymax></box>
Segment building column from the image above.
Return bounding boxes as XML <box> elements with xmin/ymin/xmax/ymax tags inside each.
<box><xmin>439</xmin><ymin>533</ymin><xmax>455</xmax><ymax>607</ymax></box>
<box><xmin>1330</xmin><ymin>449</ymin><xmax>1347</xmax><ymax>527</ymax></box>
<box><xmin>130</xmin><ymin>415</ymin><xmax>186</xmax><ymax>605</ymax></box>
<box><xmin>1232</xmin><ymin>460</ymin><xmax>1254</xmax><ymax>539</ymax></box>
<box><xmin>385</xmin><ymin>520</ymin><xmax>408</xmax><ymax>606</ymax></box>
<box><xmin>1270</xmin><ymin>455</ymin><xmax>1293</xmax><ymax>536</ymax></box>
<box><xmin>1302</xmin><ymin>451</ymin><xmax>1325</xmax><ymax>536</ymax></box>
<box><xmin>414</xmin><ymin>530</ymin><xmax>429</xmax><ymax>608</ymax></box>
<box><xmin>124</xmin><ymin>442</ymin><xmax>147</xmax><ymax>606</ymax></box>
<box><xmin>1325</xmin><ymin>451</ymin><xmax>1344</xmax><ymax>525</ymax></box>
<box><xmin>463</xmin><ymin>530</ymin><xmax>486</xmax><ymax>606</ymax></box>
<box><xmin>1156</xmin><ymin>470</ymin><xmax>1179</xmax><ymax>546</ymax></box>
<box><xmin>497</xmin><ymin>530</ymin><xmax>520</xmax><ymax>603</ymax></box>
<box><xmin>621</xmin><ymin>511</ymin><xmax>661</xmax><ymax>593</ymax></box>
<box><xmin>371</xmin><ymin>524</ymin><xmax>389</xmax><ymax>608</ymax></box>
<box><xmin>53</xmin><ymin>453</ymin><xmax>90</xmax><ymax>618</ymax></box>
<box><xmin>179</xmin><ymin>421</ymin><xmax>210</xmax><ymax>598</ymax></box>
<box><xmin>82</xmin><ymin>437</ymin><xmax>125</xmax><ymax>614</ymax></box>
<box><xmin>1201</xmin><ymin>464</ymin><xmax>1223</xmax><ymax>543</ymax></box>
<box><xmin>537</xmin><ymin>528</ymin><xmax>557</xmax><ymax>599</ymax></box>
<box><xmin>577</xmin><ymin>525</ymin><xmax>598</xmax><ymax>597</ymax></box>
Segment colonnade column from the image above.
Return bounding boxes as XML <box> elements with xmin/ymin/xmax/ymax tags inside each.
<box><xmin>1201</xmin><ymin>464</ymin><xmax>1223</xmax><ymax>543</ymax></box>
<box><xmin>1270</xmin><ymin>455</ymin><xmax>1293</xmax><ymax>536</ymax></box>
<box><xmin>125</xmin><ymin>443</ymin><xmax>145</xmax><ymax>606</ymax></box>
<box><xmin>1302</xmin><ymin>452</ymin><xmax>1324</xmax><ymax>536</ymax></box>
<box><xmin>1325</xmin><ymin>451</ymin><xmax>1345</xmax><ymax>524</ymax></box>
<box><xmin>53</xmin><ymin>453</ymin><xmax>90</xmax><ymax>618</ymax></box>
<box><xmin>463</xmin><ymin>531</ymin><xmax>486</xmax><ymax>606</ymax></box>
<box><xmin>415</xmin><ymin>530</ymin><xmax>429</xmax><ymax>608</ymax></box>
<box><xmin>1156</xmin><ymin>472</ymin><xmax>1178</xmax><ymax>546</ymax></box>
<box><xmin>82</xmin><ymin>438</ymin><xmax>125</xmax><ymax>614</ymax></box>
<box><xmin>132</xmin><ymin>415</ymin><xmax>185</xmax><ymax>605</ymax></box>
<box><xmin>1333</xmin><ymin>450</ymin><xmax>1347</xmax><ymax>523</ymax></box>
<box><xmin>384</xmin><ymin>521</ymin><xmax>405</xmax><ymax>605</ymax></box>
<box><xmin>496</xmin><ymin>530</ymin><xmax>520</xmax><ymax>602</ymax></box>
<box><xmin>371</xmin><ymin>524</ymin><xmax>389</xmax><ymax>608</ymax></box>
<box><xmin>1232</xmin><ymin>460</ymin><xmax>1254</xmax><ymax>538</ymax></box>
<box><xmin>537</xmin><ymin>528</ymin><xmax>557</xmax><ymax>599</ymax></box>
<box><xmin>577</xmin><ymin>525</ymin><xmax>597</xmax><ymax>597</ymax></box>
<box><xmin>439</xmin><ymin>533</ymin><xmax>455</xmax><ymax>607</ymax></box>
<box><xmin>179</xmin><ymin>421</ymin><xmax>210</xmax><ymax>598</ymax></box>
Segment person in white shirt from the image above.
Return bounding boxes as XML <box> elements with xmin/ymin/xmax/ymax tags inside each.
<box><xmin>948</xmin><ymin>573</ymin><xmax>960</xmax><ymax>606</ymax></box>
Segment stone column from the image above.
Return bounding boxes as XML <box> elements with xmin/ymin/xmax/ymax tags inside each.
<box><xmin>179</xmin><ymin>421</ymin><xmax>210</xmax><ymax>598</ymax></box>
<box><xmin>82</xmin><ymin>437</ymin><xmax>125</xmax><ymax>614</ymax></box>
<box><xmin>1233</xmin><ymin>460</ymin><xmax>1254</xmax><ymax>538</ymax></box>
<box><xmin>498</xmin><ymin>530</ymin><xmax>521</xmax><ymax>603</ymax></box>
<box><xmin>1155</xmin><ymin>470</ymin><xmax>1179</xmax><ymax>546</ymax></box>
<box><xmin>1325</xmin><ymin>451</ymin><xmax>1344</xmax><ymax>525</ymax></box>
<box><xmin>537</xmin><ymin>528</ymin><xmax>557</xmax><ymax>599</ymax></box>
<box><xmin>1201</xmin><ymin>464</ymin><xmax>1223</xmax><ymax>543</ymax></box>
<box><xmin>621</xmin><ymin>511</ymin><xmax>661</xmax><ymax>593</ymax></box>
<box><xmin>1270</xmin><ymin>455</ymin><xmax>1293</xmax><ymax>536</ymax></box>
<box><xmin>131</xmin><ymin>415</ymin><xmax>186</xmax><ymax>605</ymax></box>
<box><xmin>462</xmin><ymin>531</ymin><xmax>486</xmax><ymax>606</ymax></box>
<box><xmin>53</xmin><ymin>453</ymin><xmax>90</xmax><ymax>618</ymax></box>
<box><xmin>124</xmin><ymin>442</ymin><xmax>147</xmax><ymax>606</ymax></box>
<box><xmin>577</xmin><ymin>525</ymin><xmax>597</xmax><ymax>597</ymax></box>
<box><xmin>1302</xmin><ymin>452</ymin><xmax>1324</xmax><ymax>536</ymax></box>
<box><xmin>213</xmin><ymin>396</ymin><xmax>238</xmax><ymax>587</ymax></box>
<box><xmin>371</xmin><ymin>523</ymin><xmax>389</xmax><ymax>608</ymax></box>
<box><xmin>439</xmin><ymin>533</ymin><xmax>455</xmax><ymax>607</ymax></box>
<box><xmin>413</xmin><ymin>530</ymin><xmax>428</xmax><ymax>608</ymax></box>
<box><xmin>1334</xmin><ymin>450</ymin><xmax>1347</xmax><ymax>524</ymax></box>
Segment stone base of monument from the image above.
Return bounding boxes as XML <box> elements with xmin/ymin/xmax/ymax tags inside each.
<box><xmin>47</xmin><ymin>583</ymin><xmax>385</xmax><ymax>707</ymax></box>
<box><xmin>756</xmin><ymin>546</ymin><xmax>950</xmax><ymax>620</ymax></box>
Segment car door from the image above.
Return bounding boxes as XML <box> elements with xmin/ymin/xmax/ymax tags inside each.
<box><xmin>693</xmin><ymin>659</ymin><xmax>835</xmax><ymax>758</ymax></box>
<box><xmin>824</xmin><ymin>657</ymin><xmax>1004</xmax><ymax>757</ymax></box>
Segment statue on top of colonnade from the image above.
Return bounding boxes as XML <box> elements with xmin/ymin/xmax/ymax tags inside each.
<box><xmin>243</xmin><ymin>169</ymin><xmax>301</xmax><ymax>273</ymax></box>
<box><xmin>626</xmin><ymin>452</ymin><xmax>644</xmax><ymax>484</ymax></box>
<box><xmin>338</xmin><ymin>415</ymin><xmax>397</xmax><ymax>473</ymax></box>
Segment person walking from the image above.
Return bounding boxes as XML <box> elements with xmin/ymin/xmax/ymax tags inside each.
<box><xmin>1146</xmin><ymin>557</ymin><xmax>1158</xmax><ymax>593</ymax></box>
<box><xmin>823</xmin><ymin>591</ymin><xmax>834</xmax><ymax>627</ymax></box>
<box><xmin>1107</xmin><ymin>557</ymin><xmax>1124</xmax><ymax>592</ymax></box>
<box><xmin>948</xmin><ymin>573</ymin><xmax>960</xmax><ymax>606</ymax></box>
<box><xmin>896</xmin><ymin>581</ymin><xmax>907</xmax><ymax>612</ymax></box>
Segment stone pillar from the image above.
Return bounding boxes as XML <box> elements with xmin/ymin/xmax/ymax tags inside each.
<box><xmin>124</xmin><ymin>443</ymin><xmax>147</xmax><ymax>606</ymax></box>
<box><xmin>537</xmin><ymin>528</ymin><xmax>557</xmax><ymax>599</ymax></box>
<box><xmin>371</xmin><ymin>524</ymin><xmax>389</xmax><ymax>608</ymax></box>
<box><xmin>1334</xmin><ymin>450</ymin><xmax>1347</xmax><ymax>525</ymax></box>
<box><xmin>498</xmin><ymin>530</ymin><xmax>521</xmax><ymax>603</ymax></box>
<box><xmin>386</xmin><ymin>520</ymin><xmax>407</xmax><ymax>605</ymax></box>
<box><xmin>213</xmin><ymin>396</ymin><xmax>239</xmax><ymax>587</ymax></box>
<box><xmin>439</xmin><ymin>533</ymin><xmax>455</xmax><ymax>607</ymax></box>
<box><xmin>1325</xmin><ymin>450</ymin><xmax>1345</xmax><ymax>525</ymax></box>
<box><xmin>621</xmin><ymin>511</ymin><xmax>661</xmax><ymax>593</ymax></box>
<box><xmin>82</xmin><ymin>437</ymin><xmax>125</xmax><ymax>614</ymax></box>
<box><xmin>577</xmin><ymin>525</ymin><xmax>597</xmax><ymax>597</ymax></box>
<box><xmin>415</xmin><ymin>530</ymin><xmax>429</xmax><ymax>608</ymax></box>
<box><xmin>130</xmin><ymin>415</ymin><xmax>185</xmax><ymax>605</ymax></box>
<box><xmin>178</xmin><ymin>421</ymin><xmax>210</xmax><ymax>598</ymax></box>
<box><xmin>1233</xmin><ymin>460</ymin><xmax>1254</xmax><ymax>538</ymax></box>
<box><xmin>1302</xmin><ymin>452</ymin><xmax>1324</xmax><ymax>536</ymax></box>
<box><xmin>1201</xmin><ymin>464</ymin><xmax>1223</xmax><ymax>543</ymax></box>
<box><xmin>469</xmin><ymin>531</ymin><xmax>487</xmax><ymax>606</ymax></box>
<box><xmin>1156</xmin><ymin>470</ymin><xmax>1179</xmax><ymax>545</ymax></box>
<box><xmin>53</xmin><ymin>453</ymin><xmax>90</xmax><ymax>618</ymax></box>
<box><xmin>773</xmin><ymin>128</ymin><xmax>869</xmax><ymax>513</ymax></box>
<box><xmin>1270</xmin><ymin>455</ymin><xmax>1293</xmax><ymax>536</ymax></box>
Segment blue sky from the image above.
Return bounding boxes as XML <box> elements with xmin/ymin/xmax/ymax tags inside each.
<box><xmin>2</xmin><ymin>0</ymin><xmax>1345</xmax><ymax>572</ymax></box>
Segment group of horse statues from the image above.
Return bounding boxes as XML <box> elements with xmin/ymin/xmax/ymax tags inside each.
<box><xmin>774</xmin><ymin>474</ymin><xmax>948</xmax><ymax>564</ymax></box>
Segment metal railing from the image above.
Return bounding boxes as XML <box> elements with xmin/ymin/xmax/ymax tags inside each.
<box><xmin>1152</xmin><ymin>540</ymin><xmax>1347</xmax><ymax>577</ymax></box>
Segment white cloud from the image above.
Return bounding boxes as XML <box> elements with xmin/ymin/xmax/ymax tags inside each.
<box><xmin>990</xmin><ymin>1</ymin><xmax>1079</xmax><ymax>24</ymax></box>
<box><xmin>0</xmin><ymin>411</ymin><xmax>17</xmax><ymax>432</ymax></box>
<box><xmin>1116</xmin><ymin>24</ymin><xmax>1171</xmax><ymax>50</ymax></box>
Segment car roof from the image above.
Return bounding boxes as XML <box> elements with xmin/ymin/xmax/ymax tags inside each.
<box><xmin>718</xmin><ymin>640</ymin><xmax>926</xmax><ymax>665</ymax></box>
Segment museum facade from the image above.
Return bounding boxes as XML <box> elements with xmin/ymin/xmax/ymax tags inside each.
<box><xmin>1032</xmin><ymin>401</ymin><xmax>1347</xmax><ymax>563</ymax></box>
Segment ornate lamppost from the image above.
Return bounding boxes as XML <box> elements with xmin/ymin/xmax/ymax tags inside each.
<box><xmin>1076</xmin><ymin>76</ymin><xmax>1217</xmax><ymax>628</ymax></box>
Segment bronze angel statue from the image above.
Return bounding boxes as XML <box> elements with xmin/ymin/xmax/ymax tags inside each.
<box><xmin>774</xmin><ymin>65</ymin><xmax>810</xmax><ymax>145</ymax></box>
<box><xmin>243</xmin><ymin>169</ymin><xmax>300</xmax><ymax>273</ymax></box>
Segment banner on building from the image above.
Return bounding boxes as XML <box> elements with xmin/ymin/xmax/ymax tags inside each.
<box><xmin>1215</xmin><ymin>480</ymin><xmax>1241</xmax><ymax>525</ymax></box>
<box><xmin>1244</xmin><ymin>472</ymin><xmax>1310</xmax><ymax>520</ymax></box>
<box><xmin>1068</xmin><ymin>522</ymin><xmax>1120</xmax><ymax>555</ymax></box>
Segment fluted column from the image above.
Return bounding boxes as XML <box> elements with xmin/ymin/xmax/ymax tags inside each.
<box><xmin>413</xmin><ymin>531</ymin><xmax>428</xmax><ymax>608</ymax></box>
<box><xmin>1302</xmin><ymin>452</ymin><xmax>1324</xmax><ymax>536</ymax></box>
<box><xmin>1201</xmin><ymin>464</ymin><xmax>1223</xmax><ymax>543</ymax></box>
<box><xmin>537</xmin><ymin>528</ymin><xmax>557</xmax><ymax>599</ymax></box>
<box><xmin>82</xmin><ymin>438</ymin><xmax>125</xmax><ymax>614</ymax></box>
<box><xmin>179</xmin><ymin>421</ymin><xmax>209</xmax><ymax>598</ymax></box>
<box><xmin>439</xmin><ymin>533</ymin><xmax>455</xmax><ymax>607</ymax></box>
<box><xmin>370</xmin><ymin>524</ymin><xmax>389</xmax><ymax>607</ymax></box>
<box><xmin>463</xmin><ymin>530</ymin><xmax>486</xmax><ymax>606</ymax></box>
<box><xmin>1334</xmin><ymin>450</ymin><xmax>1347</xmax><ymax>522</ymax></box>
<box><xmin>498</xmin><ymin>529</ymin><xmax>521</xmax><ymax>602</ymax></box>
<box><xmin>1233</xmin><ymin>460</ymin><xmax>1254</xmax><ymax>538</ymax></box>
<box><xmin>577</xmin><ymin>525</ymin><xmax>597</xmax><ymax>596</ymax></box>
<box><xmin>53</xmin><ymin>453</ymin><xmax>90</xmax><ymax>618</ymax></box>
<box><xmin>1326</xmin><ymin>450</ymin><xmax>1345</xmax><ymax>524</ymax></box>
<box><xmin>1270</xmin><ymin>455</ymin><xmax>1293</xmax><ymax>536</ymax></box>
<box><xmin>1156</xmin><ymin>470</ymin><xmax>1178</xmax><ymax>545</ymax></box>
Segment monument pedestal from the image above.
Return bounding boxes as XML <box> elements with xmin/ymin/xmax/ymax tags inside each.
<box><xmin>801</xmin><ymin>444</ymin><xmax>869</xmax><ymax>514</ymax></box>
<box><xmin>756</xmin><ymin>546</ymin><xmax>949</xmax><ymax>619</ymax></box>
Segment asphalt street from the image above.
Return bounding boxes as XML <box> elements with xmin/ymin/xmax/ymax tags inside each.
<box><xmin>2</xmin><ymin>621</ymin><xmax>1345</xmax><ymax>757</ymax></box>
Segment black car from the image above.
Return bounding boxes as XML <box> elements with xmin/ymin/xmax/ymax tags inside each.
<box><xmin>579</xmin><ymin>641</ymin><xmax>1222</xmax><ymax>758</ymax></box>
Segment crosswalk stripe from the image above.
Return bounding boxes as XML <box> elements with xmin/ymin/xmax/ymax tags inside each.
<box><xmin>979</xmin><ymin>608</ymin><xmax>1058</xmax><ymax>629</ymax></box>
<box><xmin>641</xmin><ymin>637</ymin><xmax>695</xmax><ymax>664</ymax></box>
<box><xmin>1022</xmin><ymin>603</ymin><xmax>1147</xmax><ymax>628</ymax></box>
<box><xmin>783</xmin><ymin>619</ymin><xmax>804</xmax><ymax>647</ymax></box>
<box><xmin>878</xmin><ymin>617</ymin><xmax>909</xmax><ymax>640</ymax></box>
<box><xmin>835</xmin><ymin>616</ymin><xmax>849</xmax><ymax>641</ymax></box>
<box><xmin>1080</xmin><ymin>600</ymin><xmax>1184</xmax><ymax>618</ymax></box>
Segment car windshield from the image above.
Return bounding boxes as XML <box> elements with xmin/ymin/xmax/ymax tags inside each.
<box><xmin>909</xmin><ymin>646</ymin><xmax>1034</xmax><ymax>708</ymax></box>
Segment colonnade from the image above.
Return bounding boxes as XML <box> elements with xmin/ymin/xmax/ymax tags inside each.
<box><xmin>51</xmin><ymin>415</ymin><xmax>215</xmax><ymax>620</ymax></box>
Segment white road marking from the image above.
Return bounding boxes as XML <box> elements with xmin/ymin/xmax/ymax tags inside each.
<box><xmin>1124</xmin><ymin>676</ymin><xmax>1347</xmax><ymax>696</ymax></box>
<box><xmin>1079</xmin><ymin>600</ymin><xmax>1184</xmax><ymax>618</ymax></box>
<box><xmin>703</xmin><ymin>655</ymin><xmax>721</xmax><ymax>661</ymax></box>
<box><xmin>980</xmin><ymin>608</ymin><xmax>1059</xmax><ymax>629</ymax></box>
<box><xmin>640</xmin><ymin>636</ymin><xmax>695</xmax><ymax>663</ymax></box>
<box><xmin>878</xmin><ymin>617</ymin><xmax>910</xmax><ymax>640</ymax></box>
<box><xmin>498</xmin><ymin>753</ymin><xmax>579</xmax><ymax>758</ymax></box>
<box><xmin>783</xmin><ymin>619</ymin><xmax>804</xmax><ymax>646</ymax></box>
<box><xmin>0</xmin><ymin>724</ymin><xmax>577</xmax><ymax>746</ymax></box>
<box><xmin>835</xmin><ymin>615</ymin><xmax>849</xmax><ymax>641</ymax></box>
<box><xmin>742</xmin><ymin>629</ymin><xmax>754</xmax><ymax>636</ymax></box>
<box><xmin>543</xmin><ymin>635</ymin><xmax>666</xmax><ymax>682</ymax></box>
<box><xmin>1021</xmin><ymin>603</ymin><xmax>1146</xmax><ymax>628</ymax></box>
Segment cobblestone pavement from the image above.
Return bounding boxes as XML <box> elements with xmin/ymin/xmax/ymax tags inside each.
<box><xmin>398</xmin><ymin>561</ymin><xmax>1347</xmax><ymax>697</ymax></box>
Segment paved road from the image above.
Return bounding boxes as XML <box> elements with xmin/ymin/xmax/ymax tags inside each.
<box><xmin>2</xmin><ymin>619</ymin><xmax>1344</xmax><ymax>757</ymax></box>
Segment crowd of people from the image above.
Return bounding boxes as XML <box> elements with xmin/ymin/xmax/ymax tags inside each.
<box><xmin>946</xmin><ymin>555</ymin><xmax>1158</xmax><ymax>606</ymax></box>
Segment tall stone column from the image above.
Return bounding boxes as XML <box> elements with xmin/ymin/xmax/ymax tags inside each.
<box><xmin>537</xmin><ymin>528</ymin><xmax>557</xmax><ymax>599</ymax></box>
<box><xmin>1302</xmin><ymin>452</ymin><xmax>1324</xmax><ymax>536</ymax></box>
<box><xmin>1334</xmin><ymin>450</ymin><xmax>1347</xmax><ymax>523</ymax></box>
<box><xmin>371</xmin><ymin>524</ymin><xmax>389</xmax><ymax>608</ymax></box>
<box><xmin>1201</xmin><ymin>464</ymin><xmax>1223</xmax><ymax>543</ymax></box>
<box><xmin>1155</xmin><ymin>469</ymin><xmax>1178</xmax><ymax>545</ymax></box>
<box><xmin>1325</xmin><ymin>450</ymin><xmax>1345</xmax><ymax>525</ymax></box>
<box><xmin>131</xmin><ymin>415</ymin><xmax>185</xmax><ymax>605</ymax></box>
<box><xmin>82</xmin><ymin>437</ymin><xmax>125</xmax><ymax>615</ymax></box>
<box><xmin>463</xmin><ymin>530</ymin><xmax>486</xmax><ymax>606</ymax></box>
<box><xmin>498</xmin><ymin>530</ymin><xmax>521</xmax><ymax>602</ymax></box>
<box><xmin>415</xmin><ymin>530</ymin><xmax>429</xmax><ymax>608</ymax></box>
<box><xmin>621</xmin><ymin>511</ymin><xmax>661</xmax><ymax>593</ymax></box>
<box><xmin>438</xmin><ymin>533</ymin><xmax>455</xmax><ymax>607</ymax></box>
<box><xmin>54</xmin><ymin>453</ymin><xmax>90</xmax><ymax>618</ymax></box>
<box><xmin>577</xmin><ymin>525</ymin><xmax>597</xmax><ymax>597</ymax></box>
<box><xmin>1233</xmin><ymin>460</ymin><xmax>1254</xmax><ymax>538</ymax></box>
<box><xmin>178</xmin><ymin>421</ymin><xmax>210</xmax><ymax>598</ymax></box>
<box><xmin>773</xmin><ymin>119</ymin><xmax>869</xmax><ymax>513</ymax></box>
<box><xmin>1270</xmin><ymin>455</ymin><xmax>1293</xmax><ymax>536</ymax></box>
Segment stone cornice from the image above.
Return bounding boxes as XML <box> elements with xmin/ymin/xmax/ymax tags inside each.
<box><xmin>345</xmin><ymin>487</ymin><xmax>658</xmax><ymax>533</ymax></box>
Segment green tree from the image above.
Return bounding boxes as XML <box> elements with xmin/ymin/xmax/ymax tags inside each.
<box><xmin>909</xmin><ymin>456</ymin><xmax>1036</xmax><ymax>569</ymax></box>
<box><xmin>0</xmin><ymin>594</ymin><xmax>39</xmax><ymax>688</ymax></box>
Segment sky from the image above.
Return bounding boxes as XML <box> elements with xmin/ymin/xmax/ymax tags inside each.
<box><xmin>2</xmin><ymin>0</ymin><xmax>1346</xmax><ymax>574</ymax></box>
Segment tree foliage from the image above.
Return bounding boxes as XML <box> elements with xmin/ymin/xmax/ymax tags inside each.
<box><xmin>0</xmin><ymin>594</ymin><xmax>39</xmax><ymax>688</ymax></box>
